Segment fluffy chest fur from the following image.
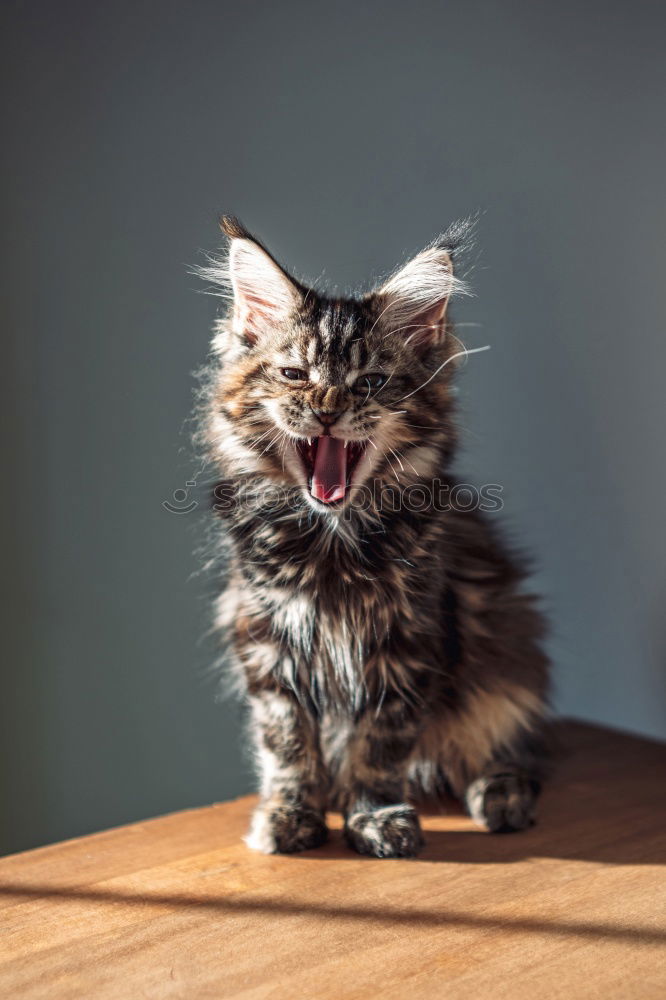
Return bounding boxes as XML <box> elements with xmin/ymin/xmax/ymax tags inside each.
<box><xmin>219</xmin><ymin>493</ymin><xmax>451</xmax><ymax>711</ymax></box>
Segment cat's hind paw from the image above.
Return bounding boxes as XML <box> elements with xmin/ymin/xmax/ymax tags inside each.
<box><xmin>465</xmin><ymin>772</ymin><xmax>538</xmax><ymax>833</ymax></box>
<box><xmin>344</xmin><ymin>804</ymin><xmax>424</xmax><ymax>858</ymax></box>
<box><xmin>245</xmin><ymin>804</ymin><xmax>328</xmax><ymax>854</ymax></box>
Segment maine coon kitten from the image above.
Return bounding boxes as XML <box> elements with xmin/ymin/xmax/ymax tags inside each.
<box><xmin>198</xmin><ymin>216</ymin><xmax>550</xmax><ymax>858</ymax></box>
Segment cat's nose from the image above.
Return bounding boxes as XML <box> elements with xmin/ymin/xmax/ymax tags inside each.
<box><xmin>310</xmin><ymin>405</ymin><xmax>343</xmax><ymax>427</ymax></box>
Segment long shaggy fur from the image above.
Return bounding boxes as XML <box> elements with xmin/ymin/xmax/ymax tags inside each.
<box><xmin>196</xmin><ymin>217</ymin><xmax>550</xmax><ymax>857</ymax></box>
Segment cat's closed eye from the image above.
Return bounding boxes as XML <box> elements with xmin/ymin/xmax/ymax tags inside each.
<box><xmin>353</xmin><ymin>373</ymin><xmax>387</xmax><ymax>392</ymax></box>
<box><xmin>281</xmin><ymin>368</ymin><xmax>308</xmax><ymax>382</ymax></box>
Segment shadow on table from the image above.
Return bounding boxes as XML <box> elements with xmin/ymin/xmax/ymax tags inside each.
<box><xmin>1</xmin><ymin>879</ymin><xmax>665</xmax><ymax>946</ymax></box>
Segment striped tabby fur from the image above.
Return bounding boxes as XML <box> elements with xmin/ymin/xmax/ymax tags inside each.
<box><xmin>198</xmin><ymin>217</ymin><xmax>550</xmax><ymax>857</ymax></box>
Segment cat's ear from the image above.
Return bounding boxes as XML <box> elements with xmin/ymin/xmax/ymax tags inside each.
<box><xmin>374</xmin><ymin>225</ymin><xmax>471</xmax><ymax>348</ymax></box>
<box><xmin>221</xmin><ymin>216</ymin><xmax>303</xmax><ymax>346</ymax></box>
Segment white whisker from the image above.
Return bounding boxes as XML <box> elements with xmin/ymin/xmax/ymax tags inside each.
<box><xmin>389</xmin><ymin>448</ymin><xmax>404</xmax><ymax>472</ymax></box>
<box><xmin>396</xmin><ymin>345</ymin><xmax>491</xmax><ymax>402</ymax></box>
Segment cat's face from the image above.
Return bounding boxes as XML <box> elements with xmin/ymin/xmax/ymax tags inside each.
<box><xmin>204</xmin><ymin>218</ymin><xmax>469</xmax><ymax>512</ymax></box>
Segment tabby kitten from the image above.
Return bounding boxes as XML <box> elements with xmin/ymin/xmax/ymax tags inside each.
<box><xmin>198</xmin><ymin>217</ymin><xmax>549</xmax><ymax>858</ymax></box>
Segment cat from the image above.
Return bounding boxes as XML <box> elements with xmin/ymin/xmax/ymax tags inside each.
<box><xmin>197</xmin><ymin>216</ymin><xmax>550</xmax><ymax>858</ymax></box>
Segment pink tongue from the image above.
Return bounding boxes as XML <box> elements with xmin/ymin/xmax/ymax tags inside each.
<box><xmin>311</xmin><ymin>436</ymin><xmax>347</xmax><ymax>504</ymax></box>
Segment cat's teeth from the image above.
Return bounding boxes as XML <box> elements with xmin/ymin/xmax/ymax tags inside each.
<box><xmin>307</xmin><ymin>437</ymin><xmax>312</xmax><ymax>446</ymax></box>
<box><xmin>343</xmin><ymin>440</ymin><xmax>348</xmax><ymax>449</ymax></box>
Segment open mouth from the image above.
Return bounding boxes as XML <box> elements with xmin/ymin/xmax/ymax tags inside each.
<box><xmin>295</xmin><ymin>437</ymin><xmax>367</xmax><ymax>505</ymax></box>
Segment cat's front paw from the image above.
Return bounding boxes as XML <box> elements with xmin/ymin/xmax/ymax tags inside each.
<box><xmin>245</xmin><ymin>804</ymin><xmax>328</xmax><ymax>854</ymax></box>
<box><xmin>344</xmin><ymin>804</ymin><xmax>424</xmax><ymax>858</ymax></box>
<box><xmin>466</xmin><ymin>772</ymin><xmax>538</xmax><ymax>833</ymax></box>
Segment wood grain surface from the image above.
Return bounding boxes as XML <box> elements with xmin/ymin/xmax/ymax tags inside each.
<box><xmin>1</xmin><ymin>721</ymin><xmax>665</xmax><ymax>999</ymax></box>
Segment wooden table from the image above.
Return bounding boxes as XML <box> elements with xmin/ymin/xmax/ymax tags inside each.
<box><xmin>1</xmin><ymin>721</ymin><xmax>665</xmax><ymax>999</ymax></box>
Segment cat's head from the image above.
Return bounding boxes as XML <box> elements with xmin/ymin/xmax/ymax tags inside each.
<box><xmin>201</xmin><ymin>217</ymin><xmax>472</xmax><ymax>513</ymax></box>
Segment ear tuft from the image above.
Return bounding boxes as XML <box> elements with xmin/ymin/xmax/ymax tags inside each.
<box><xmin>219</xmin><ymin>215</ymin><xmax>252</xmax><ymax>240</ymax></box>
<box><xmin>431</xmin><ymin>216</ymin><xmax>478</xmax><ymax>260</ymax></box>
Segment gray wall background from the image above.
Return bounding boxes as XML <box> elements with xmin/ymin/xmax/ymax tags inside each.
<box><xmin>2</xmin><ymin>0</ymin><xmax>665</xmax><ymax>855</ymax></box>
